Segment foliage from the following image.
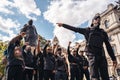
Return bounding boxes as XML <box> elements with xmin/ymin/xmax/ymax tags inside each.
<box><xmin>0</xmin><ymin>41</ymin><xmax>7</xmax><ymax>78</ymax></box>
<box><xmin>38</xmin><ymin>35</ymin><xmax>47</xmax><ymax>48</ymax></box>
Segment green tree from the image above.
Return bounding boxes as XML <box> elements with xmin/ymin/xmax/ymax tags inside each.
<box><xmin>38</xmin><ymin>35</ymin><xmax>47</xmax><ymax>48</ymax></box>
<box><xmin>0</xmin><ymin>41</ymin><xmax>7</xmax><ymax>78</ymax></box>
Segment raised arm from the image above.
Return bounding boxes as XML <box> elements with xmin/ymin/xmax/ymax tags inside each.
<box><xmin>8</xmin><ymin>32</ymin><xmax>25</xmax><ymax>59</ymax></box>
<box><xmin>56</xmin><ymin>23</ymin><xmax>86</xmax><ymax>34</ymax></box>
<box><xmin>67</xmin><ymin>41</ymin><xmax>71</xmax><ymax>55</ymax></box>
<box><xmin>37</xmin><ymin>38</ymin><xmax>41</xmax><ymax>53</ymax></box>
<box><xmin>43</xmin><ymin>40</ymin><xmax>50</xmax><ymax>56</ymax></box>
<box><xmin>76</xmin><ymin>44</ymin><xmax>81</xmax><ymax>55</ymax></box>
<box><xmin>9</xmin><ymin>33</ymin><xmax>24</xmax><ymax>45</ymax></box>
<box><xmin>53</xmin><ymin>44</ymin><xmax>60</xmax><ymax>55</ymax></box>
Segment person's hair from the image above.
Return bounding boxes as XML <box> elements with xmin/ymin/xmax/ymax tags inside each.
<box><xmin>28</xmin><ymin>19</ymin><xmax>33</xmax><ymax>25</ymax></box>
<box><xmin>91</xmin><ymin>15</ymin><xmax>101</xmax><ymax>27</ymax></box>
<box><xmin>57</xmin><ymin>47</ymin><xmax>62</xmax><ymax>51</ymax></box>
<box><xmin>93</xmin><ymin>16</ymin><xmax>101</xmax><ymax>20</ymax></box>
<box><xmin>14</xmin><ymin>47</ymin><xmax>21</xmax><ymax>54</ymax></box>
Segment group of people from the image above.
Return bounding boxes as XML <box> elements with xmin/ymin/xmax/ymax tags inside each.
<box><xmin>4</xmin><ymin>33</ymin><xmax>90</xmax><ymax>80</ymax></box>
<box><xmin>2</xmin><ymin>14</ymin><xmax>117</xmax><ymax>80</ymax></box>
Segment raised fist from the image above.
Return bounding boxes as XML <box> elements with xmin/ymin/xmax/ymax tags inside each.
<box><xmin>68</xmin><ymin>41</ymin><xmax>71</xmax><ymax>46</ymax></box>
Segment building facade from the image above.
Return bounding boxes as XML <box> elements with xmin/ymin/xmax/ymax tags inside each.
<box><xmin>100</xmin><ymin>3</ymin><xmax>120</xmax><ymax>79</ymax></box>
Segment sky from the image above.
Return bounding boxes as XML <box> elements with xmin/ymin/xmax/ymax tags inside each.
<box><xmin>0</xmin><ymin>0</ymin><xmax>117</xmax><ymax>48</ymax></box>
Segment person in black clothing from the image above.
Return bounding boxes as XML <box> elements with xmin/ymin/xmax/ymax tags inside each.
<box><xmin>79</xmin><ymin>51</ymin><xmax>90</xmax><ymax>80</ymax></box>
<box><xmin>22</xmin><ymin>43</ymin><xmax>36</xmax><ymax>80</ymax></box>
<box><xmin>57</xmin><ymin>15</ymin><xmax>117</xmax><ymax>80</ymax></box>
<box><xmin>36</xmin><ymin>38</ymin><xmax>44</xmax><ymax>80</ymax></box>
<box><xmin>33</xmin><ymin>48</ymin><xmax>38</xmax><ymax>80</ymax></box>
<box><xmin>6</xmin><ymin>32</ymin><xmax>25</xmax><ymax>80</ymax></box>
<box><xmin>54</xmin><ymin>45</ymin><xmax>69</xmax><ymax>80</ymax></box>
<box><xmin>43</xmin><ymin>41</ymin><xmax>55</xmax><ymax>80</ymax></box>
<box><xmin>67</xmin><ymin>42</ymin><xmax>82</xmax><ymax>80</ymax></box>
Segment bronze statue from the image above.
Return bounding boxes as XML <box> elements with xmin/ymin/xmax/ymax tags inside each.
<box><xmin>21</xmin><ymin>19</ymin><xmax>38</xmax><ymax>46</ymax></box>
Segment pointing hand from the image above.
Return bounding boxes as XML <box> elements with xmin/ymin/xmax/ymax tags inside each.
<box><xmin>56</xmin><ymin>23</ymin><xmax>63</xmax><ymax>27</ymax></box>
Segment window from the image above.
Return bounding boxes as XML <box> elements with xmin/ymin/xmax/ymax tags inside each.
<box><xmin>119</xmin><ymin>17</ymin><xmax>120</xmax><ymax>21</ymax></box>
<box><xmin>109</xmin><ymin>36</ymin><xmax>112</xmax><ymax>41</ymax></box>
<box><xmin>112</xmin><ymin>45</ymin><xmax>117</xmax><ymax>54</ymax></box>
<box><xmin>104</xmin><ymin>20</ymin><xmax>109</xmax><ymax>28</ymax></box>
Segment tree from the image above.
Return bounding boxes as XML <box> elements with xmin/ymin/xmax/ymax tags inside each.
<box><xmin>38</xmin><ymin>35</ymin><xmax>47</xmax><ymax>48</ymax></box>
<box><xmin>0</xmin><ymin>41</ymin><xmax>7</xmax><ymax>79</ymax></box>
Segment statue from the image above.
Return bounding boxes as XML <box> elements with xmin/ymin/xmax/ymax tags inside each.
<box><xmin>21</xmin><ymin>19</ymin><xmax>38</xmax><ymax>46</ymax></box>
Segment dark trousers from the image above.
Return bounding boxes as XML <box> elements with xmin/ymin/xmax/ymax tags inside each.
<box><xmin>70</xmin><ymin>66</ymin><xmax>81</xmax><ymax>80</ymax></box>
<box><xmin>34</xmin><ymin>69</ymin><xmax>38</xmax><ymax>80</ymax></box>
<box><xmin>44</xmin><ymin>70</ymin><xmax>55</xmax><ymax>80</ymax></box>
<box><xmin>55</xmin><ymin>70</ymin><xmax>67</xmax><ymax>80</ymax></box>
<box><xmin>88</xmin><ymin>55</ymin><xmax>109</xmax><ymax>80</ymax></box>
<box><xmin>81</xmin><ymin>69</ymin><xmax>90</xmax><ymax>80</ymax></box>
<box><xmin>38</xmin><ymin>69</ymin><xmax>44</xmax><ymax>80</ymax></box>
<box><xmin>6</xmin><ymin>66</ymin><xmax>24</xmax><ymax>80</ymax></box>
<box><xmin>23</xmin><ymin>69</ymin><xmax>33</xmax><ymax>80</ymax></box>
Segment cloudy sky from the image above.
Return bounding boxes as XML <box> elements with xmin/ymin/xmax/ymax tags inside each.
<box><xmin>0</xmin><ymin>0</ymin><xmax>116</xmax><ymax>47</ymax></box>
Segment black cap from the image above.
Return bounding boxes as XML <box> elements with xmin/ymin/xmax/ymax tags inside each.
<box><xmin>93</xmin><ymin>16</ymin><xmax>101</xmax><ymax>20</ymax></box>
<box><xmin>91</xmin><ymin>15</ymin><xmax>101</xmax><ymax>27</ymax></box>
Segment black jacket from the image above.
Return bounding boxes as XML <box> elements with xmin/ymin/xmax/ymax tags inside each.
<box><xmin>67</xmin><ymin>46</ymin><xmax>82</xmax><ymax>68</ymax></box>
<box><xmin>63</xmin><ymin>24</ymin><xmax>116</xmax><ymax>61</ymax></box>
<box><xmin>43</xmin><ymin>44</ymin><xmax>55</xmax><ymax>71</ymax></box>
<box><xmin>36</xmin><ymin>52</ymin><xmax>44</xmax><ymax>70</ymax></box>
<box><xmin>80</xmin><ymin>55</ymin><xmax>89</xmax><ymax>67</ymax></box>
<box><xmin>55</xmin><ymin>55</ymin><xmax>67</xmax><ymax>71</ymax></box>
<box><xmin>22</xmin><ymin>45</ymin><xmax>35</xmax><ymax>68</ymax></box>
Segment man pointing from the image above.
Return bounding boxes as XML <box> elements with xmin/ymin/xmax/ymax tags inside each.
<box><xmin>56</xmin><ymin>15</ymin><xmax>117</xmax><ymax>80</ymax></box>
